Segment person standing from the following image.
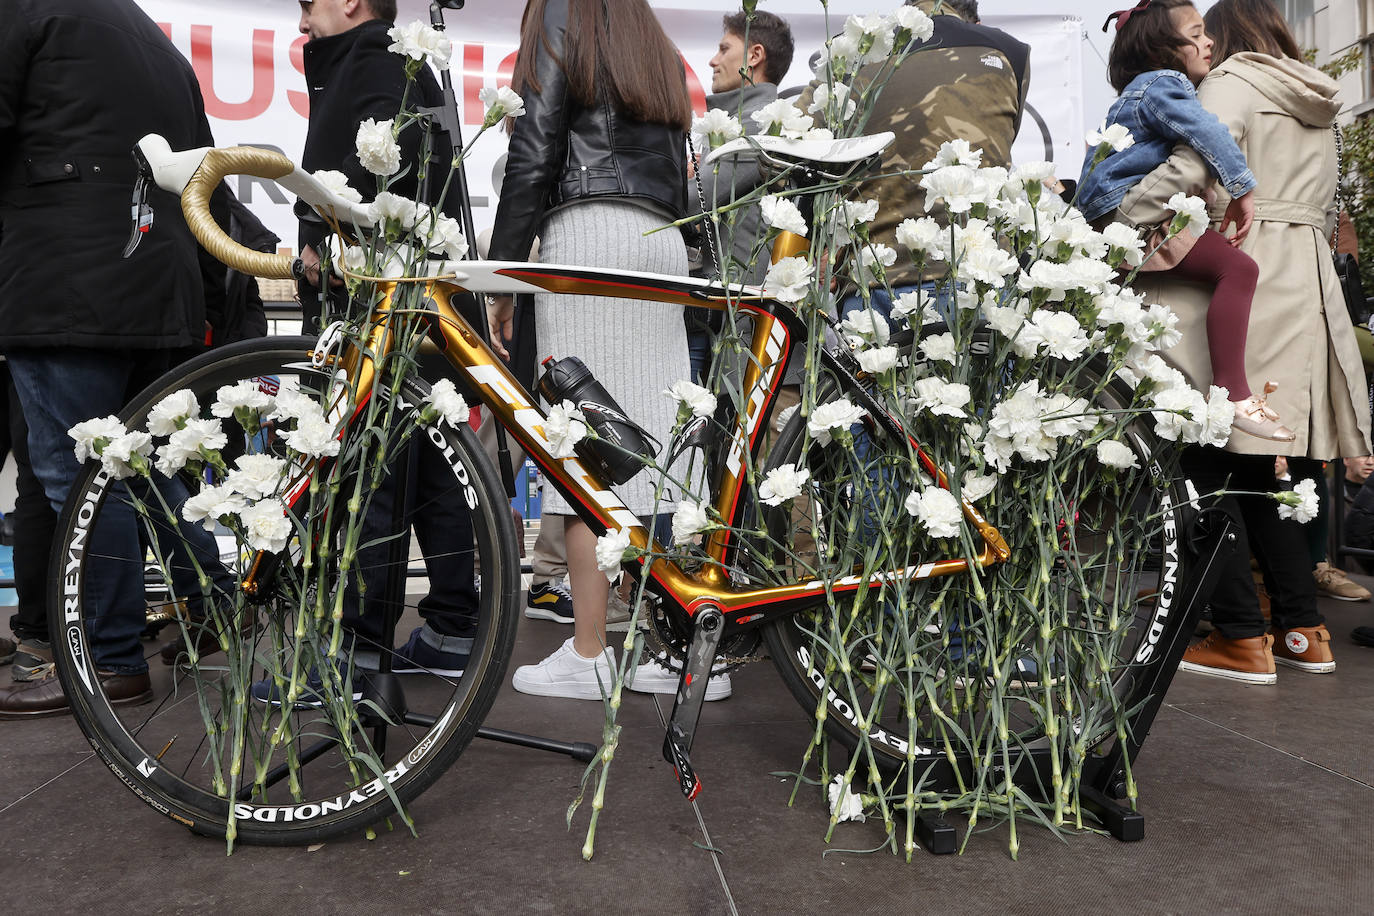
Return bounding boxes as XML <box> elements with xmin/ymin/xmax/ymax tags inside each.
<box><xmin>688</xmin><ymin>10</ymin><xmax>796</xmax><ymax>381</ymax></box>
<box><xmin>829</xmin><ymin>0</ymin><xmax>1030</xmax><ymax>321</ymax></box>
<box><xmin>1118</xmin><ymin>0</ymin><xmax>1372</xmax><ymax>681</ymax></box>
<box><xmin>487</xmin><ymin>0</ymin><xmax>726</xmax><ymax>700</ymax></box>
<box><xmin>0</xmin><ymin>0</ymin><xmax>224</xmax><ymax>714</ymax></box>
<box><xmin>284</xmin><ymin>0</ymin><xmax>478</xmax><ymax>679</ymax></box>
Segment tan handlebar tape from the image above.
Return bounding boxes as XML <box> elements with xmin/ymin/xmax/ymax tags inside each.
<box><xmin>182</xmin><ymin>146</ymin><xmax>296</xmax><ymax>279</ymax></box>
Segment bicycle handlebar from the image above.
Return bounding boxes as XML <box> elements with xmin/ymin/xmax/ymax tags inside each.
<box><xmin>136</xmin><ymin>133</ymin><xmax>377</xmax><ymax>280</ymax></box>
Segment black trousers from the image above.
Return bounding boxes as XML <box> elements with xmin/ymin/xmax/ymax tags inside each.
<box><xmin>343</xmin><ymin>433</ymin><xmax>479</xmax><ymax>646</ymax></box>
<box><xmin>6</xmin><ymin>372</ymin><xmax>58</xmax><ymax>643</ymax></box>
<box><xmin>1183</xmin><ymin>446</ymin><xmax>1322</xmax><ymax>638</ymax></box>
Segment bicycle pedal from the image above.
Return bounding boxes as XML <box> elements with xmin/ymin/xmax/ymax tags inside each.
<box><xmin>663</xmin><ymin>724</ymin><xmax>701</xmax><ymax>801</ymax></box>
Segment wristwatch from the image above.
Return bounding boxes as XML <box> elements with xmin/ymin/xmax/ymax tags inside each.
<box><xmin>290</xmin><ymin>256</ymin><xmax>307</xmax><ymax>282</ymax></box>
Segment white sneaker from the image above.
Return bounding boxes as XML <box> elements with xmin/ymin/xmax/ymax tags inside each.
<box><xmin>511</xmin><ymin>637</ymin><xmax>615</xmax><ymax>700</ymax></box>
<box><xmin>628</xmin><ymin>658</ymin><xmax>732</xmax><ymax>701</ymax></box>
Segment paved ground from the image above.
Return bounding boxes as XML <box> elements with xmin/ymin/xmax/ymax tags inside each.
<box><xmin>3</xmin><ymin>573</ymin><xmax>1374</xmax><ymax>914</ymax></box>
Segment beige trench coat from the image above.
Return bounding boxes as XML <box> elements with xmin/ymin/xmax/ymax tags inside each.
<box><xmin>1117</xmin><ymin>52</ymin><xmax>1371</xmax><ymax>459</ymax></box>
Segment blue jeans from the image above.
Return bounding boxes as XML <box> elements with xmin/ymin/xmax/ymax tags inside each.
<box><xmin>7</xmin><ymin>348</ymin><xmax>222</xmax><ymax>674</ymax></box>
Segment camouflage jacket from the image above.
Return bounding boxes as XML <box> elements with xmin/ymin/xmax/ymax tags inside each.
<box><xmin>809</xmin><ymin>2</ymin><xmax>1030</xmax><ymax>290</ymax></box>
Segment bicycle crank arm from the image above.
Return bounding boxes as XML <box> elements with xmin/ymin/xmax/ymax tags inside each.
<box><xmin>661</xmin><ymin>606</ymin><xmax>724</xmax><ymax>801</ymax></box>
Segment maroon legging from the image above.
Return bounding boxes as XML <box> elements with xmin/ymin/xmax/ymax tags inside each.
<box><xmin>1165</xmin><ymin>228</ymin><xmax>1259</xmax><ymax>401</ymax></box>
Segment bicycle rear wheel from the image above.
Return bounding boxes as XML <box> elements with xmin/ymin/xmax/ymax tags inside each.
<box><xmin>49</xmin><ymin>337</ymin><xmax>520</xmax><ymax>845</ymax></box>
<box><xmin>759</xmin><ymin>353</ymin><xmax>1189</xmax><ymax>782</ymax></box>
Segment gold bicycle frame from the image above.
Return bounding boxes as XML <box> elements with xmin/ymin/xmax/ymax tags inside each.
<box><xmin>177</xmin><ymin>145</ymin><xmax>1009</xmax><ymax>634</ymax></box>
<box><xmin>326</xmin><ymin>241</ymin><xmax>1009</xmax><ymax>634</ymax></box>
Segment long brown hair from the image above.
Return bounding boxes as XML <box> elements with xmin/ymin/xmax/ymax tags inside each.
<box><xmin>1204</xmin><ymin>0</ymin><xmax>1303</xmax><ymax>66</ymax></box>
<box><xmin>1106</xmin><ymin>0</ymin><xmax>1195</xmax><ymax>93</ymax></box>
<box><xmin>510</xmin><ymin>0</ymin><xmax>692</xmax><ymax>130</ymax></box>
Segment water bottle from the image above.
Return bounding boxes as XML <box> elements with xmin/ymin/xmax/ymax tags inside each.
<box><xmin>536</xmin><ymin>356</ymin><xmax>659</xmax><ymax>485</ymax></box>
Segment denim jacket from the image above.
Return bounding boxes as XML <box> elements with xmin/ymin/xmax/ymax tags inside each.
<box><xmin>1076</xmin><ymin>69</ymin><xmax>1256</xmax><ymax>223</ymax></box>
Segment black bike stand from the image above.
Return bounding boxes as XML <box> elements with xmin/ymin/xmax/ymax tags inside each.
<box><xmin>898</xmin><ymin>501</ymin><xmax>1241</xmax><ymax>853</ymax></box>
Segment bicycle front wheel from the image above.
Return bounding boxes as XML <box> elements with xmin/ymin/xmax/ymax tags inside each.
<box><xmin>759</xmin><ymin>356</ymin><xmax>1189</xmax><ymax>780</ymax></box>
<box><xmin>49</xmin><ymin>336</ymin><xmax>520</xmax><ymax>845</ymax></box>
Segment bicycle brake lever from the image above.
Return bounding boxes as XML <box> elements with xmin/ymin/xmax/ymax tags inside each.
<box><xmin>122</xmin><ymin>165</ymin><xmax>155</xmax><ymax>259</ymax></box>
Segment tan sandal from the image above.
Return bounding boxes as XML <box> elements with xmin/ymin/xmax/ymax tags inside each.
<box><xmin>1231</xmin><ymin>381</ymin><xmax>1296</xmax><ymax>442</ymax></box>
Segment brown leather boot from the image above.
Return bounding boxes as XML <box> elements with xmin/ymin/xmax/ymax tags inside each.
<box><xmin>1178</xmin><ymin>632</ymin><xmax>1277</xmax><ymax>685</ymax></box>
<box><xmin>1271</xmin><ymin>624</ymin><xmax>1335</xmax><ymax>673</ymax></box>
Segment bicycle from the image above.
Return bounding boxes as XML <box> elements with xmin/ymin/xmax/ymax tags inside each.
<box><xmin>47</xmin><ymin>130</ymin><xmax>1223</xmax><ymax>849</ymax></box>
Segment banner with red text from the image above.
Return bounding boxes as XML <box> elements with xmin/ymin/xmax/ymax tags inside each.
<box><xmin>135</xmin><ymin>0</ymin><xmax>1083</xmax><ymax>254</ymax></box>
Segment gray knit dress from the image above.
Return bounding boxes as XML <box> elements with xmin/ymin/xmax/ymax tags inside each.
<box><xmin>536</xmin><ymin>199</ymin><xmax>692</xmax><ymax>518</ymax></box>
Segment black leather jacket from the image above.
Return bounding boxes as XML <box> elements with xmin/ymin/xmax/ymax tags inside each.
<box><xmin>488</xmin><ymin>0</ymin><xmax>689</xmax><ymax>262</ymax></box>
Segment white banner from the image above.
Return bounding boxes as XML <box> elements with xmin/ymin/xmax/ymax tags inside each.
<box><xmin>134</xmin><ymin>0</ymin><xmax>1084</xmax><ymax>255</ymax></box>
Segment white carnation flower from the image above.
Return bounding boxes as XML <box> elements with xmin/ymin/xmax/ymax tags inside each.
<box><xmin>1096</xmin><ymin>439</ymin><xmax>1139</xmax><ymax>470</ymax></box>
<box><xmin>1145</xmin><ymin>303</ymin><xmax>1183</xmax><ymax>349</ymax></box>
<box><xmin>70</xmin><ymin>416</ymin><xmax>128</xmax><ymax>463</ymax></box>
<box><xmin>760</xmin><ymin>195</ymin><xmax>809</xmax><ymax>237</ymax></box>
<box><xmin>1166</xmin><ymin>192</ymin><xmax>1210</xmax><ymax>238</ymax></box>
<box><xmin>387</xmin><ymin>20</ymin><xmax>452</xmax><ymax>70</ymax></box>
<box><xmin>911</xmin><ymin>377</ymin><xmax>971</xmax><ymax>418</ymax></box>
<box><xmin>237</xmin><ymin>498</ymin><xmax>294</xmax><ymax>553</ymax></box>
<box><xmin>919</xmin><ymin>332</ymin><xmax>957</xmax><ymax>365</ymax></box>
<box><xmin>595</xmin><ymin>528</ymin><xmax>633</xmax><ymax>580</ymax></box>
<box><xmin>268</xmin><ymin>387</ymin><xmax>320</xmax><ymax>423</ymax></box>
<box><xmin>895</xmin><ymin>216</ymin><xmax>946</xmax><ymax>260</ymax></box>
<box><xmin>212</xmin><ymin>380</ymin><xmax>273</xmax><ymax>419</ymax></box>
<box><xmin>544</xmin><ymin>400</ymin><xmax>588</xmax><ymax>460</ymax></box>
<box><xmin>920</xmin><ymin>165</ymin><xmax>987</xmax><ymax>215</ymax></box>
<box><xmin>1012</xmin><ymin>161</ymin><xmax>1056</xmax><ymax>184</ymax></box>
<box><xmin>671</xmin><ymin>499</ymin><xmax>712</xmax><ymax>545</ymax></box>
<box><xmin>961</xmin><ymin>471</ymin><xmax>998</xmax><ymax>502</ymax></box>
<box><xmin>930</xmin><ymin>138</ymin><xmax>983</xmax><ymax>169</ymax></box>
<box><xmin>691</xmin><ymin>108</ymin><xmax>743</xmax><ymax>149</ymax></box>
<box><xmin>840</xmin><ymin>309</ymin><xmax>891</xmax><ymax>348</ymax></box>
<box><xmin>904</xmin><ymin>486</ymin><xmax>962</xmax><ymax>539</ymax></box>
<box><xmin>370</xmin><ymin>190</ymin><xmax>422</xmax><ymax>227</ymax></box>
<box><xmin>664</xmin><ymin>379</ymin><xmax>717</xmax><ymax>419</ymax></box>
<box><xmin>182</xmin><ymin>484</ymin><xmax>247</xmax><ymax>532</ymax></box>
<box><xmin>763</xmin><ymin>257</ymin><xmax>814</xmax><ymax>303</ymax></box>
<box><xmin>807</xmin><ymin>398</ymin><xmax>867</xmax><ymax>446</ymax></box>
<box><xmin>828</xmin><ymin>775</ymin><xmax>867</xmax><ymax>824</ymax></box>
<box><xmin>1276</xmin><ymin>477</ymin><xmax>1320</xmax><ymax>524</ymax></box>
<box><xmin>1087</xmin><ymin>121</ymin><xmax>1134</xmax><ymax>152</ymax></box>
<box><xmin>759</xmin><ymin>463</ymin><xmax>811</xmax><ymax>506</ymax></box>
<box><xmin>424</xmin><ymin>378</ymin><xmax>470</xmax><ymax>426</ymax></box>
<box><xmin>808</xmin><ymin>82</ymin><xmax>857</xmax><ymax>120</ymax></box>
<box><xmin>147</xmin><ymin>389</ymin><xmax>200</xmax><ymax>437</ymax></box>
<box><xmin>355</xmin><ymin>117</ymin><xmax>401</xmax><ymax>176</ymax></box>
<box><xmin>893</xmin><ymin>5</ymin><xmax>935</xmax><ymax>42</ymax></box>
<box><xmin>99</xmin><ymin>431</ymin><xmax>154</xmax><ymax>480</ymax></box>
<box><xmin>478</xmin><ymin>86</ymin><xmax>525</xmax><ymax>127</ymax></box>
<box><xmin>843</xmin><ymin>13</ymin><xmax>896</xmax><ymax>64</ymax></box>
<box><xmin>225</xmin><ymin>453</ymin><xmax>287</xmax><ymax>500</ymax></box>
<box><xmin>311</xmin><ymin>169</ymin><xmax>364</xmax><ymax>205</ymax></box>
<box><xmin>427</xmin><ymin>215</ymin><xmax>469</xmax><ymax>260</ymax></box>
<box><xmin>1100</xmin><ymin>221</ymin><xmax>1145</xmax><ymax>267</ymax></box>
<box><xmin>751</xmin><ymin>98</ymin><xmax>813</xmax><ymax>139</ymax></box>
<box><xmin>857</xmin><ymin>345</ymin><xmax>900</xmax><ymax>374</ymax></box>
<box><xmin>1019</xmin><ymin>309</ymin><xmax>1092</xmax><ymax>360</ymax></box>
<box><xmin>284</xmin><ymin>414</ymin><xmax>341</xmax><ymax>458</ymax></box>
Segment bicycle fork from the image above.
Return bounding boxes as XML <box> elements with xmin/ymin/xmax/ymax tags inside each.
<box><xmin>662</xmin><ymin>606</ymin><xmax>725</xmax><ymax>801</ymax></box>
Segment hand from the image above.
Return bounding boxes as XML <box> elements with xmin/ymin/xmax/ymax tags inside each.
<box><xmin>487</xmin><ymin>294</ymin><xmax>515</xmax><ymax>361</ymax></box>
<box><xmin>1219</xmin><ymin>192</ymin><xmax>1254</xmax><ymax>247</ymax></box>
<box><xmin>300</xmin><ymin>245</ymin><xmax>344</xmax><ymax>288</ymax></box>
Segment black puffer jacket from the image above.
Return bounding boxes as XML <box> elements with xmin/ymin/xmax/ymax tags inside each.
<box><xmin>0</xmin><ymin>0</ymin><xmax>216</xmax><ymax>350</ymax></box>
<box><xmin>487</xmin><ymin>0</ymin><xmax>688</xmax><ymax>262</ymax></box>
